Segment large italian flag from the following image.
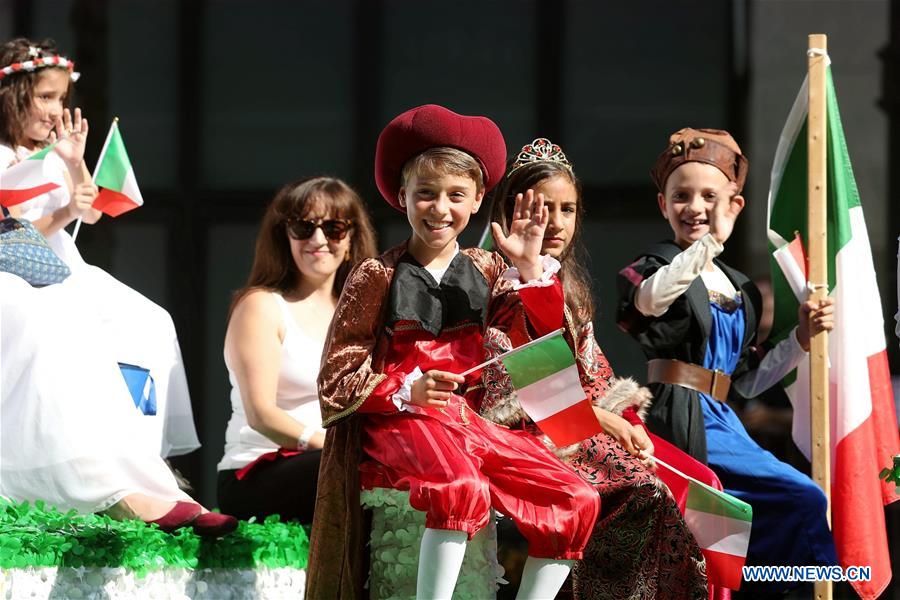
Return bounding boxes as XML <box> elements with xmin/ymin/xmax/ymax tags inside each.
<box><xmin>500</xmin><ymin>329</ymin><xmax>600</xmax><ymax>447</ymax></box>
<box><xmin>767</xmin><ymin>63</ymin><xmax>900</xmax><ymax>600</ymax></box>
<box><xmin>0</xmin><ymin>143</ymin><xmax>65</xmax><ymax>208</ymax></box>
<box><xmin>92</xmin><ymin>120</ymin><xmax>143</xmax><ymax>217</ymax></box>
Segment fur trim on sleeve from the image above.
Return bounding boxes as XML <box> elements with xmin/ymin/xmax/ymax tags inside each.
<box><xmin>479</xmin><ymin>390</ymin><xmax>528</xmax><ymax>427</ymax></box>
<box><xmin>592</xmin><ymin>377</ymin><xmax>652</xmax><ymax>420</ymax></box>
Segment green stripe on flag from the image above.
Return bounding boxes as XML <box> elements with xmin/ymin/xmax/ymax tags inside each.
<box><xmin>685</xmin><ymin>481</ymin><xmax>752</xmax><ymax>522</ymax></box>
<box><xmin>501</xmin><ymin>333</ymin><xmax>574</xmax><ymax>390</ymax></box>
<box><xmin>768</xmin><ymin>66</ymin><xmax>856</xmax><ymax>349</ymax></box>
<box><xmin>94</xmin><ymin>125</ymin><xmax>131</xmax><ymax>191</ymax></box>
<box><xmin>28</xmin><ymin>143</ymin><xmax>56</xmax><ymax>161</ymax></box>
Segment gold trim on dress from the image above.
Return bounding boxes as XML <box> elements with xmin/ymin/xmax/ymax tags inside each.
<box><xmin>321</xmin><ymin>373</ymin><xmax>388</xmax><ymax>428</ymax></box>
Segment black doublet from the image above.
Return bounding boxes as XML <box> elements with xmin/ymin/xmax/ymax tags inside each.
<box><xmin>385</xmin><ymin>251</ymin><xmax>489</xmax><ymax>336</ymax></box>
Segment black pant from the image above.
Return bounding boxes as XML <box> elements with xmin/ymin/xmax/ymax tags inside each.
<box><xmin>217</xmin><ymin>450</ymin><xmax>321</xmax><ymax>524</ymax></box>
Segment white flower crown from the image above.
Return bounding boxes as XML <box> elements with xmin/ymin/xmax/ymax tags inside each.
<box><xmin>0</xmin><ymin>49</ymin><xmax>80</xmax><ymax>86</ymax></box>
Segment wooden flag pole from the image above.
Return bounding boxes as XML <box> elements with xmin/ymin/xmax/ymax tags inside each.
<box><xmin>807</xmin><ymin>33</ymin><xmax>832</xmax><ymax>600</ymax></box>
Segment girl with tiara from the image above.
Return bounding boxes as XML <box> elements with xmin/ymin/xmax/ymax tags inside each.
<box><xmin>0</xmin><ymin>37</ymin><xmax>198</xmax><ymax>458</ymax></box>
<box><xmin>484</xmin><ymin>138</ymin><xmax>711</xmax><ymax>599</ymax></box>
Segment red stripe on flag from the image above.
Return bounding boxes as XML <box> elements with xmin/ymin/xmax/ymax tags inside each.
<box><xmin>867</xmin><ymin>351</ymin><xmax>900</xmax><ymax>505</ymax></box>
<box><xmin>650</xmin><ymin>431</ymin><xmax>724</xmax><ymax>512</ymax></box>
<box><xmin>535</xmin><ymin>400</ymin><xmax>601</xmax><ymax>447</ymax></box>
<box><xmin>702</xmin><ymin>548</ymin><xmax>746</xmax><ymax>591</ymax></box>
<box><xmin>92</xmin><ymin>188</ymin><xmax>140</xmax><ymax>217</ymax></box>
<box><xmin>788</xmin><ymin>233</ymin><xmax>808</xmax><ymax>278</ymax></box>
<box><xmin>0</xmin><ymin>182</ymin><xmax>59</xmax><ymax>207</ymax></box>
<box><xmin>833</xmin><ymin>350</ymin><xmax>900</xmax><ymax>600</ymax></box>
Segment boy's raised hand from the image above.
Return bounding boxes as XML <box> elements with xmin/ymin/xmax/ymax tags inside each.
<box><xmin>408</xmin><ymin>369</ymin><xmax>465</xmax><ymax>408</ymax></box>
<box><xmin>491</xmin><ymin>189</ymin><xmax>549</xmax><ymax>281</ymax></box>
<box><xmin>708</xmin><ymin>187</ymin><xmax>744</xmax><ymax>245</ymax></box>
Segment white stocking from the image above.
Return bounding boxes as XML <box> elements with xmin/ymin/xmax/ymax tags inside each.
<box><xmin>516</xmin><ymin>556</ymin><xmax>575</xmax><ymax>600</ymax></box>
<box><xmin>416</xmin><ymin>528</ymin><xmax>468</xmax><ymax>600</ymax></box>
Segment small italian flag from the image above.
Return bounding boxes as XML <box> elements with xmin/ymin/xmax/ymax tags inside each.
<box><xmin>683</xmin><ymin>479</ymin><xmax>753</xmax><ymax>591</ymax></box>
<box><xmin>92</xmin><ymin>119</ymin><xmax>143</xmax><ymax>217</ymax></box>
<box><xmin>772</xmin><ymin>232</ymin><xmax>808</xmax><ymax>303</ymax></box>
<box><xmin>499</xmin><ymin>329</ymin><xmax>600</xmax><ymax>446</ymax></box>
<box><xmin>0</xmin><ymin>143</ymin><xmax>65</xmax><ymax>208</ymax></box>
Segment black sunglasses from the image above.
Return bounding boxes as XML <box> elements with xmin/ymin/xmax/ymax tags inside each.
<box><xmin>285</xmin><ymin>218</ymin><xmax>353</xmax><ymax>241</ymax></box>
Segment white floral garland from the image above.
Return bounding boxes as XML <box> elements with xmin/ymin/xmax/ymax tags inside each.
<box><xmin>361</xmin><ymin>487</ymin><xmax>506</xmax><ymax>599</ymax></box>
<box><xmin>0</xmin><ymin>566</ymin><xmax>305</xmax><ymax>599</ymax></box>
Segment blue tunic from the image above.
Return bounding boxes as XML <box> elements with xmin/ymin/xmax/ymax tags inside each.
<box><xmin>701</xmin><ymin>297</ymin><xmax>838</xmax><ymax>593</ymax></box>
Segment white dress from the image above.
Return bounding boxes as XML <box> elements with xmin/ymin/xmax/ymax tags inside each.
<box><xmin>0</xmin><ymin>273</ymin><xmax>191</xmax><ymax>513</ymax></box>
<box><xmin>0</xmin><ymin>144</ymin><xmax>199</xmax><ymax>457</ymax></box>
<box><xmin>217</xmin><ymin>292</ymin><xmax>325</xmax><ymax>471</ymax></box>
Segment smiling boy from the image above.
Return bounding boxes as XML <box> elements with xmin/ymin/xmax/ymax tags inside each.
<box><xmin>617</xmin><ymin>128</ymin><xmax>838</xmax><ymax>594</ymax></box>
<box><xmin>306</xmin><ymin>105</ymin><xmax>599</xmax><ymax>600</ymax></box>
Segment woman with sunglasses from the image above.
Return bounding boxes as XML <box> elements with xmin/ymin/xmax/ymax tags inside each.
<box><xmin>216</xmin><ymin>177</ymin><xmax>377</xmax><ymax>523</ymax></box>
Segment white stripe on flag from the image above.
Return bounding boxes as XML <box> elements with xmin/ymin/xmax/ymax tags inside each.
<box><xmin>684</xmin><ymin>509</ymin><xmax>752</xmax><ymax>557</ymax></box>
<box><xmin>766</xmin><ymin>76</ymin><xmax>807</xmax><ymax>250</ymax></box>
<box><xmin>789</xmin><ymin>207</ymin><xmax>882</xmax><ymax>460</ymax></box>
<box><xmin>773</xmin><ymin>243</ymin><xmax>807</xmax><ymax>303</ymax></box>
<box><xmin>120</xmin><ymin>166</ymin><xmax>144</xmax><ymax>206</ymax></box>
<box><xmin>515</xmin><ymin>364</ymin><xmax>584</xmax><ymax>422</ymax></box>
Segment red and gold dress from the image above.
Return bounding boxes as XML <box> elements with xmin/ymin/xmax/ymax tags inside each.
<box><xmin>306</xmin><ymin>243</ymin><xmax>599</xmax><ymax>599</ymax></box>
<box><xmin>481</xmin><ymin>313</ymin><xmax>713</xmax><ymax>600</ymax></box>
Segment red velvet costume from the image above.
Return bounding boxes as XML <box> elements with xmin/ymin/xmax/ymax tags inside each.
<box><xmin>307</xmin><ymin>102</ymin><xmax>599</xmax><ymax>598</ymax></box>
<box><xmin>306</xmin><ymin>244</ymin><xmax>600</xmax><ymax>598</ymax></box>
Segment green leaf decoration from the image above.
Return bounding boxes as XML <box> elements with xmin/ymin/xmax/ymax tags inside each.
<box><xmin>878</xmin><ymin>454</ymin><xmax>900</xmax><ymax>494</ymax></box>
<box><xmin>0</xmin><ymin>499</ymin><xmax>309</xmax><ymax>574</ymax></box>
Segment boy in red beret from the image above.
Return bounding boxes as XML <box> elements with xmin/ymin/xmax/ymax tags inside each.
<box><xmin>306</xmin><ymin>104</ymin><xmax>599</xmax><ymax>599</ymax></box>
<box><xmin>617</xmin><ymin>128</ymin><xmax>838</xmax><ymax>594</ymax></box>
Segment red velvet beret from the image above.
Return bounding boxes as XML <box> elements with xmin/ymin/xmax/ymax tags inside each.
<box><xmin>375</xmin><ymin>104</ymin><xmax>507</xmax><ymax>211</ymax></box>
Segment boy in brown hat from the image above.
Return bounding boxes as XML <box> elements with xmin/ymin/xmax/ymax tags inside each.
<box><xmin>306</xmin><ymin>104</ymin><xmax>599</xmax><ymax>599</ymax></box>
<box><xmin>616</xmin><ymin>128</ymin><xmax>838</xmax><ymax>593</ymax></box>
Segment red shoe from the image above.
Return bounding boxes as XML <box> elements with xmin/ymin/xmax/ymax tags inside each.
<box><xmin>146</xmin><ymin>501</ymin><xmax>202</xmax><ymax>533</ymax></box>
<box><xmin>192</xmin><ymin>511</ymin><xmax>238</xmax><ymax>537</ymax></box>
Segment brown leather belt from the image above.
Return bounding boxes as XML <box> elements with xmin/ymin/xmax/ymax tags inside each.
<box><xmin>647</xmin><ymin>358</ymin><xmax>731</xmax><ymax>402</ymax></box>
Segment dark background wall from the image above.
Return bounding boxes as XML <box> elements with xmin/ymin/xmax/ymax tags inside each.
<box><xmin>3</xmin><ymin>2</ymin><xmax>898</xmax><ymax>595</ymax></box>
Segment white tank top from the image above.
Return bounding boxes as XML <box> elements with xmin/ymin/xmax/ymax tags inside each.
<box><xmin>217</xmin><ymin>292</ymin><xmax>324</xmax><ymax>470</ymax></box>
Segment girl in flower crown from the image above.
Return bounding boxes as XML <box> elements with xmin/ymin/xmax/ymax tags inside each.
<box><xmin>0</xmin><ymin>37</ymin><xmax>199</xmax><ymax>459</ymax></box>
<box><xmin>484</xmin><ymin>138</ymin><xmax>710</xmax><ymax>599</ymax></box>
<box><xmin>0</xmin><ymin>37</ymin><xmax>234</xmax><ymax>536</ymax></box>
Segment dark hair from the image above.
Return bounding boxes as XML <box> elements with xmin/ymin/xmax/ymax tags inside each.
<box><xmin>0</xmin><ymin>38</ymin><xmax>73</xmax><ymax>148</ymax></box>
<box><xmin>230</xmin><ymin>177</ymin><xmax>378</xmax><ymax>317</ymax></box>
<box><xmin>489</xmin><ymin>160</ymin><xmax>594</xmax><ymax>328</ymax></box>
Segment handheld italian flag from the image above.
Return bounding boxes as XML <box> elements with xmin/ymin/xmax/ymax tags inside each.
<box><xmin>468</xmin><ymin>329</ymin><xmax>600</xmax><ymax>446</ymax></box>
<box><xmin>0</xmin><ymin>143</ymin><xmax>66</xmax><ymax>208</ymax></box>
<box><xmin>653</xmin><ymin>456</ymin><xmax>752</xmax><ymax>591</ymax></box>
<box><xmin>684</xmin><ymin>478</ymin><xmax>752</xmax><ymax>590</ymax></box>
<box><xmin>92</xmin><ymin>119</ymin><xmax>143</xmax><ymax>217</ymax></box>
<box><xmin>767</xmin><ymin>59</ymin><xmax>900</xmax><ymax>600</ymax></box>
